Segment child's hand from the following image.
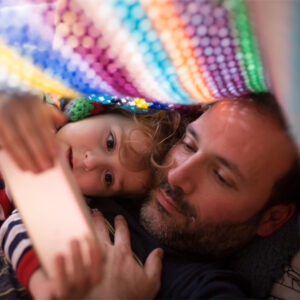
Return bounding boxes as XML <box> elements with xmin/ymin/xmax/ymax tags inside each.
<box><xmin>50</xmin><ymin>239</ymin><xmax>103</xmax><ymax>300</ymax></box>
<box><xmin>29</xmin><ymin>239</ymin><xmax>103</xmax><ymax>300</ymax></box>
<box><xmin>28</xmin><ymin>268</ymin><xmax>53</xmax><ymax>300</ymax></box>
<box><xmin>0</xmin><ymin>93</ymin><xmax>66</xmax><ymax>173</ymax></box>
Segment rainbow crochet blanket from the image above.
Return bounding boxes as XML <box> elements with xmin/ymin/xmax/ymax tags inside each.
<box><xmin>0</xmin><ymin>0</ymin><xmax>267</xmax><ymax>104</ymax></box>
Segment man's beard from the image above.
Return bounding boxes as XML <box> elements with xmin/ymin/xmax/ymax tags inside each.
<box><xmin>140</xmin><ymin>180</ymin><xmax>265</xmax><ymax>259</ymax></box>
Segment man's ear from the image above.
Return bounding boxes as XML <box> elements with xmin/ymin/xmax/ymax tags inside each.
<box><xmin>256</xmin><ymin>203</ymin><xmax>296</xmax><ymax>237</ymax></box>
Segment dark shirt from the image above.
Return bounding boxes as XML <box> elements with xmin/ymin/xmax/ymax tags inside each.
<box><xmin>90</xmin><ymin>197</ymin><xmax>251</xmax><ymax>299</ymax></box>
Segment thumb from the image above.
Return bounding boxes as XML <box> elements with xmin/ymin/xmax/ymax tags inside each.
<box><xmin>144</xmin><ymin>248</ymin><xmax>163</xmax><ymax>286</ymax></box>
<box><xmin>49</xmin><ymin>106</ymin><xmax>67</xmax><ymax>129</ymax></box>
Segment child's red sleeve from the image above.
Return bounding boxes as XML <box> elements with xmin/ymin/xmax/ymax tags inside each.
<box><xmin>0</xmin><ymin>173</ymin><xmax>13</xmax><ymax>225</ymax></box>
<box><xmin>16</xmin><ymin>248</ymin><xmax>40</xmax><ymax>290</ymax></box>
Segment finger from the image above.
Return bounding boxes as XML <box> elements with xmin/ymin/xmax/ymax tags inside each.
<box><xmin>14</xmin><ymin>106</ymin><xmax>55</xmax><ymax>171</ymax></box>
<box><xmin>49</xmin><ymin>105</ymin><xmax>67</xmax><ymax>130</ymax></box>
<box><xmin>52</xmin><ymin>254</ymin><xmax>69</xmax><ymax>299</ymax></box>
<box><xmin>144</xmin><ymin>248</ymin><xmax>163</xmax><ymax>283</ymax></box>
<box><xmin>88</xmin><ymin>240</ymin><xmax>103</xmax><ymax>285</ymax></box>
<box><xmin>70</xmin><ymin>239</ymin><xmax>86</xmax><ymax>287</ymax></box>
<box><xmin>114</xmin><ymin>215</ymin><xmax>131</xmax><ymax>248</ymax></box>
<box><xmin>0</xmin><ymin>95</ymin><xmax>44</xmax><ymax>172</ymax></box>
<box><xmin>34</xmin><ymin>105</ymin><xmax>61</xmax><ymax>157</ymax></box>
<box><xmin>91</xmin><ymin>210</ymin><xmax>111</xmax><ymax>245</ymax></box>
<box><xmin>0</xmin><ymin>119</ymin><xmax>40</xmax><ymax>172</ymax></box>
<box><xmin>2</xmin><ymin>142</ymin><xmax>34</xmax><ymax>172</ymax></box>
<box><xmin>37</xmin><ymin>105</ymin><xmax>67</xmax><ymax>157</ymax></box>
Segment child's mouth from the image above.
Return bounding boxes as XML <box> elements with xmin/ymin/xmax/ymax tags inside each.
<box><xmin>66</xmin><ymin>147</ymin><xmax>73</xmax><ymax>169</ymax></box>
<box><xmin>69</xmin><ymin>148</ymin><xmax>73</xmax><ymax>169</ymax></box>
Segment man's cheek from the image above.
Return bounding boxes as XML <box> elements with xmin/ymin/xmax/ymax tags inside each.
<box><xmin>163</xmin><ymin>145</ymin><xmax>181</xmax><ymax>166</ymax></box>
<box><xmin>200</xmin><ymin>198</ymin><xmax>238</xmax><ymax>223</ymax></box>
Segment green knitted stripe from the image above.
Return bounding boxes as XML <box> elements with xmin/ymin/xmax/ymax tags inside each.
<box><xmin>68</xmin><ymin>98</ymin><xmax>94</xmax><ymax>121</ymax></box>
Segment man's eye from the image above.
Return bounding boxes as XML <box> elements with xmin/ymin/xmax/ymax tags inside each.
<box><xmin>106</xmin><ymin>133</ymin><xmax>114</xmax><ymax>151</ymax></box>
<box><xmin>181</xmin><ymin>140</ymin><xmax>196</xmax><ymax>152</ymax></box>
<box><xmin>214</xmin><ymin>170</ymin><xmax>231</xmax><ymax>187</ymax></box>
<box><xmin>180</xmin><ymin>134</ymin><xmax>197</xmax><ymax>153</ymax></box>
<box><xmin>104</xmin><ymin>171</ymin><xmax>113</xmax><ymax>187</ymax></box>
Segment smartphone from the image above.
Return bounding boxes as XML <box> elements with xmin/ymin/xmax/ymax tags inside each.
<box><xmin>0</xmin><ymin>150</ymin><xmax>97</xmax><ymax>278</ymax></box>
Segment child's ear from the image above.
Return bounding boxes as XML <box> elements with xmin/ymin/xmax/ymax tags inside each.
<box><xmin>256</xmin><ymin>203</ymin><xmax>296</xmax><ymax>237</ymax></box>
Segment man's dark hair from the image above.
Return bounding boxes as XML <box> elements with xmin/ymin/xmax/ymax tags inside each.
<box><xmin>267</xmin><ymin>156</ymin><xmax>300</xmax><ymax>211</ymax></box>
<box><xmin>239</xmin><ymin>92</ymin><xmax>289</xmax><ymax>130</ymax></box>
<box><xmin>237</xmin><ymin>92</ymin><xmax>300</xmax><ymax>211</ymax></box>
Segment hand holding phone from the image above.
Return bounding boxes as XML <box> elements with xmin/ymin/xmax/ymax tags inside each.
<box><xmin>0</xmin><ymin>150</ymin><xmax>97</xmax><ymax>279</ymax></box>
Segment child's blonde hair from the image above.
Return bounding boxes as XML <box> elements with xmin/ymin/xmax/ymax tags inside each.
<box><xmin>107</xmin><ymin>107</ymin><xmax>187</xmax><ymax>190</ymax></box>
<box><xmin>59</xmin><ymin>96</ymin><xmax>202</xmax><ymax>192</ymax></box>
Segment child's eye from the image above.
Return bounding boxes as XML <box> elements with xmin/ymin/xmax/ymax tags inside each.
<box><xmin>104</xmin><ymin>171</ymin><xmax>113</xmax><ymax>187</ymax></box>
<box><xmin>106</xmin><ymin>133</ymin><xmax>115</xmax><ymax>151</ymax></box>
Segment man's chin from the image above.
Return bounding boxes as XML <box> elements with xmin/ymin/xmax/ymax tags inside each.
<box><xmin>140</xmin><ymin>197</ymin><xmax>186</xmax><ymax>246</ymax></box>
<box><xmin>141</xmin><ymin>190</ymin><xmax>176</xmax><ymax>221</ymax></box>
<box><xmin>140</xmin><ymin>199</ymin><xmax>166</xmax><ymax>231</ymax></box>
<box><xmin>140</xmin><ymin>195</ymin><xmax>260</xmax><ymax>257</ymax></box>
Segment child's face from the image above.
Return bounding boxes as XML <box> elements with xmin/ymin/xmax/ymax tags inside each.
<box><xmin>56</xmin><ymin>114</ymin><xmax>151</xmax><ymax>197</ymax></box>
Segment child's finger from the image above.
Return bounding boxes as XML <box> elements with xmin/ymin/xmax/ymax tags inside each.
<box><xmin>52</xmin><ymin>254</ymin><xmax>69</xmax><ymax>299</ymax></box>
<box><xmin>0</xmin><ymin>100</ymin><xmax>50</xmax><ymax>172</ymax></box>
<box><xmin>32</xmin><ymin>106</ymin><xmax>60</xmax><ymax>161</ymax></box>
<box><xmin>48</xmin><ymin>105</ymin><xmax>67</xmax><ymax>130</ymax></box>
<box><xmin>0</xmin><ymin>95</ymin><xmax>64</xmax><ymax>173</ymax></box>
<box><xmin>88</xmin><ymin>240</ymin><xmax>103</xmax><ymax>285</ymax></box>
<box><xmin>70</xmin><ymin>240</ymin><xmax>87</xmax><ymax>288</ymax></box>
<box><xmin>2</xmin><ymin>139</ymin><xmax>37</xmax><ymax>172</ymax></box>
<box><xmin>25</xmin><ymin>103</ymin><xmax>66</xmax><ymax>168</ymax></box>
<box><xmin>34</xmin><ymin>105</ymin><xmax>60</xmax><ymax>157</ymax></box>
<box><xmin>37</xmin><ymin>106</ymin><xmax>66</xmax><ymax>158</ymax></box>
<box><xmin>0</xmin><ymin>119</ymin><xmax>40</xmax><ymax>172</ymax></box>
<box><xmin>14</xmin><ymin>107</ymin><xmax>55</xmax><ymax>171</ymax></box>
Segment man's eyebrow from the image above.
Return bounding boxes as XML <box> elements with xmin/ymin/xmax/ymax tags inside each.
<box><xmin>187</xmin><ymin>124</ymin><xmax>199</xmax><ymax>142</ymax></box>
<box><xmin>216</xmin><ymin>155</ymin><xmax>245</xmax><ymax>181</ymax></box>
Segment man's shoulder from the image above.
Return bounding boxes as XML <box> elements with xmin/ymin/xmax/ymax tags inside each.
<box><xmin>229</xmin><ymin>212</ymin><xmax>300</xmax><ymax>298</ymax></box>
<box><xmin>158</xmin><ymin>257</ymin><xmax>252</xmax><ymax>299</ymax></box>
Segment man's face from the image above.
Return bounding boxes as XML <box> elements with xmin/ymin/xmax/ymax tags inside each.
<box><xmin>141</xmin><ymin>101</ymin><xmax>294</xmax><ymax>257</ymax></box>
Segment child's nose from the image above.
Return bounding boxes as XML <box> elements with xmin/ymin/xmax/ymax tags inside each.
<box><xmin>84</xmin><ymin>150</ymin><xmax>102</xmax><ymax>171</ymax></box>
<box><xmin>83</xmin><ymin>150</ymin><xmax>121</xmax><ymax>172</ymax></box>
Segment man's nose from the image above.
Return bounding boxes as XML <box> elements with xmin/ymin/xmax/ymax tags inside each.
<box><xmin>167</xmin><ymin>155</ymin><xmax>199</xmax><ymax>195</ymax></box>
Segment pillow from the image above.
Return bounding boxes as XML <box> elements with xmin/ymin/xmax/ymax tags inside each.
<box><xmin>229</xmin><ymin>212</ymin><xmax>300</xmax><ymax>298</ymax></box>
<box><xmin>269</xmin><ymin>249</ymin><xmax>300</xmax><ymax>299</ymax></box>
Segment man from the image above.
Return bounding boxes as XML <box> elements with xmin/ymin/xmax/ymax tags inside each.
<box><xmin>84</xmin><ymin>92</ymin><xmax>299</xmax><ymax>299</ymax></box>
<box><xmin>140</xmin><ymin>92</ymin><xmax>299</xmax><ymax>258</ymax></box>
<box><xmin>1</xmin><ymin>92</ymin><xmax>300</xmax><ymax>299</ymax></box>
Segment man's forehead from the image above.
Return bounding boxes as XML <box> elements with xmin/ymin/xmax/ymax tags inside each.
<box><xmin>193</xmin><ymin>100</ymin><xmax>287</xmax><ymax>150</ymax></box>
<box><xmin>192</xmin><ymin>100</ymin><xmax>259</xmax><ymax>134</ymax></box>
<box><xmin>190</xmin><ymin>99</ymin><xmax>295</xmax><ymax>181</ymax></box>
<box><xmin>209</xmin><ymin>100</ymin><xmax>257</xmax><ymax>124</ymax></box>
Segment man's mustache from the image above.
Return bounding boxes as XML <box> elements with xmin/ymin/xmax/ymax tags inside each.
<box><xmin>160</xmin><ymin>179</ymin><xmax>197</xmax><ymax>220</ymax></box>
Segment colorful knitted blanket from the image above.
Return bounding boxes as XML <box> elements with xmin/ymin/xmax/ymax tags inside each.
<box><xmin>0</xmin><ymin>0</ymin><xmax>266</xmax><ymax>103</ymax></box>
